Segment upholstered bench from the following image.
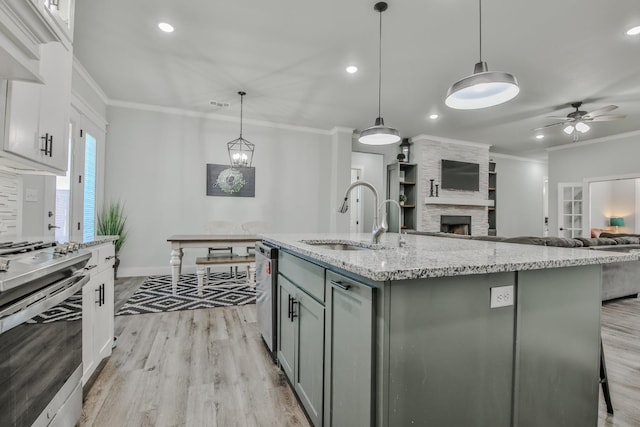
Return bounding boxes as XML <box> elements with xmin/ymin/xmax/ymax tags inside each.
<box><xmin>195</xmin><ymin>254</ymin><xmax>256</xmax><ymax>296</ymax></box>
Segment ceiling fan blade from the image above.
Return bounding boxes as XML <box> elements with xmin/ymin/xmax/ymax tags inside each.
<box><xmin>582</xmin><ymin>105</ymin><xmax>618</xmax><ymax>119</ymax></box>
<box><xmin>587</xmin><ymin>114</ymin><xmax>626</xmax><ymax>122</ymax></box>
<box><xmin>546</xmin><ymin>115</ymin><xmax>570</xmax><ymax>119</ymax></box>
<box><xmin>532</xmin><ymin>122</ymin><xmax>566</xmax><ymax>131</ymax></box>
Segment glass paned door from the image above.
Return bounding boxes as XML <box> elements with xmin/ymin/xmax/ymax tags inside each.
<box><xmin>83</xmin><ymin>133</ymin><xmax>97</xmax><ymax>241</ymax></box>
<box><xmin>558</xmin><ymin>183</ymin><xmax>584</xmax><ymax>238</ymax></box>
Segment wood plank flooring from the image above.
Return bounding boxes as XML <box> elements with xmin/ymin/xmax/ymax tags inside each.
<box><xmin>82</xmin><ymin>279</ymin><xmax>639</xmax><ymax>426</ymax></box>
<box><xmin>598</xmin><ymin>296</ymin><xmax>640</xmax><ymax>427</ymax></box>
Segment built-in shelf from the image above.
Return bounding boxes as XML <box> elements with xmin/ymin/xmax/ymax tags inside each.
<box><xmin>401</xmin><ymin>204</ymin><xmax>416</xmax><ymax>208</ymax></box>
<box><xmin>400</xmin><ymin>181</ymin><xmax>416</xmax><ymax>185</ymax></box>
<box><xmin>425</xmin><ymin>198</ymin><xmax>495</xmax><ymax>207</ymax></box>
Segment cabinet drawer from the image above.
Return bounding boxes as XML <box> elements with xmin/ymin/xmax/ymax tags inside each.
<box><xmin>83</xmin><ymin>248</ymin><xmax>99</xmax><ymax>277</ymax></box>
<box><xmin>97</xmin><ymin>244</ymin><xmax>116</xmax><ymax>273</ymax></box>
<box><xmin>279</xmin><ymin>251</ymin><xmax>325</xmax><ymax>302</ymax></box>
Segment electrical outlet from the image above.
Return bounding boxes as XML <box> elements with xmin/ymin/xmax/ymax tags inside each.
<box><xmin>490</xmin><ymin>285</ymin><xmax>514</xmax><ymax>308</ymax></box>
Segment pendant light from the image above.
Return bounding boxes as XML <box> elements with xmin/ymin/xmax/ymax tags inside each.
<box><xmin>359</xmin><ymin>2</ymin><xmax>401</xmax><ymax>145</ymax></box>
<box><xmin>227</xmin><ymin>91</ymin><xmax>255</xmax><ymax>167</ymax></box>
<box><xmin>445</xmin><ymin>0</ymin><xmax>519</xmax><ymax>110</ymax></box>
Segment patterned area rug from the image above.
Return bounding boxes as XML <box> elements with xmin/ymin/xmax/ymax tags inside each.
<box><xmin>116</xmin><ymin>272</ymin><xmax>256</xmax><ymax>316</ymax></box>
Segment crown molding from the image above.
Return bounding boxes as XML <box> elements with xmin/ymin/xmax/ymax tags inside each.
<box><xmin>410</xmin><ymin>134</ymin><xmax>492</xmax><ymax>149</ymax></box>
<box><xmin>489</xmin><ymin>152</ymin><xmax>547</xmax><ymax>164</ymax></box>
<box><xmin>546</xmin><ymin>129</ymin><xmax>640</xmax><ymax>152</ymax></box>
<box><xmin>72</xmin><ymin>57</ymin><xmax>110</xmax><ymax>105</ymax></box>
<box><xmin>108</xmin><ymin>99</ymin><xmax>334</xmax><ymax>136</ymax></box>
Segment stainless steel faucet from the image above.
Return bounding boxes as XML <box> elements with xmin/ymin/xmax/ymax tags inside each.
<box><xmin>338</xmin><ymin>180</ymin><xmax>386</xmax><ymax>243</ymax></box>
<box><xmin>380</xmin><ymin>199</ymin><xmax>407</xmax><ymax>247</ymax></box>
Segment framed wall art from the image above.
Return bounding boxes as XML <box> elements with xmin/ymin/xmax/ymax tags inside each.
<box><xmin>206</xmin><ymin>164</ymin><xmax>255</xmax><ymax>197</ymax></box>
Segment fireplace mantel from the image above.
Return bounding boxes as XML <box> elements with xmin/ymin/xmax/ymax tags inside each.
<box><xmin>425</xmin><ymin>197</ymin><xmax>495</xmax><ymax>207</ymax></box>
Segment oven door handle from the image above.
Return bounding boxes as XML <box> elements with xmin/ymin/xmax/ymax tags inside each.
<box><xmin>0</xmin><ymin>274</ymin><xmax>90</xmax><ymax>334</ymax></box>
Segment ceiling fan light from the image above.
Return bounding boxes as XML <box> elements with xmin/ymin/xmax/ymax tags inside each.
<box><xmin>445</xmin><ymin>63</ymin><xmax>520</xmax><ymax>110</ymax></box>
<box><xmin>576</xmin><ymin>122</ymin><xmax>590</xmax><ymax>133</ymax></box>
<box><xmin>563</xmin><ymin>124</ymin><xmax>575</xmax><ymax>135</ymax></box>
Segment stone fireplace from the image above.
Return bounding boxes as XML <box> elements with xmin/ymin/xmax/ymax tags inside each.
<box><xmin>441</xmin><ymin>215</ymin><xmax>472</xmax><ymax>235</ymax></box>
<box><xmin>412</xmin><ymin>135</ymin><xmax>492</xmax><ymax>236</ymax></box>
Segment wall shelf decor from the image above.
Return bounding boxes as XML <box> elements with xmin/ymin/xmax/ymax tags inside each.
<box><xmin>387</xmin><ymin>162</ymin><xmax>417</xmax><ymax>232</ymax></box>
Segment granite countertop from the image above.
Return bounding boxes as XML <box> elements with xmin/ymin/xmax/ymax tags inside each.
<box><xmin>79</xmin><ymin>235</ymin><xmax>119</xmax><ymax>248</ymax></box>
<box><xmin>261</xmin><ymin>233</ymin><xmax>640</xmax><ymax>281</ymax></box>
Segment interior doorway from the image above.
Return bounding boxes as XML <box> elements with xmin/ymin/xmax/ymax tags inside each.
<box><xmin>585</xmin><ymin>174</ymin><xmax>640</xmax><ymax>235</ymax></box>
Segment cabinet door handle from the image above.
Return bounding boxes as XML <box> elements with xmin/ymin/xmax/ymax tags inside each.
<box><xmin>290</xmin><ymin>299</ymin><xmax>298</xmax><ymax>321</ymax></box>
<box><xmin>84</xmin><ymin>264</ymin><xmax>97</xmax><ymax>271</ymax></box>
<box><xmin>287</xmin><ymin>295</ymin><xmax>292</xmax><ymax>320</ymax></box>
<box><xmin>100</xmin><ymin>284</ymin><xmax>105</xmax><ymax>306</ymax></box>
<box><xmin>105</xmin><ymin>255</ymin><xmax>116</xmax><ymax>261</ymax></box>
<box><xmin>48</xmin><ymin>134</ymin><xmax>53</xmax><ymax>157</ymax></box>
<box><xmin>40</xmin><ymin>133</ymin><xmax>50</xmax><ymax>156</ymax></box>
<box><xmin>331</xmin><ymin>280</ymin><xmax>350</xmax><ymax>291</ymax></box>
<box><xmin>95</xmin><ymin>286</ymin><xmax>101</xmax><ymax>306</ymax></box>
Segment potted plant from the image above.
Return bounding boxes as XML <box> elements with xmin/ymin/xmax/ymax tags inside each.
<box><xmin>399</xmin><ymin>194</ymin><xmax>408</xmax><ymax>206</ymax></box>
<box><xmin>97</xmin><ymin>201</ymin><xmax>128</xmax><ymax>280</ymax></box>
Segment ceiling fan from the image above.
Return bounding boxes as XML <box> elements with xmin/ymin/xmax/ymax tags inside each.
<box><xmin>535</xmin><ymin>102</ymin><xmax>626</xmax><ymax>142</ymax></box>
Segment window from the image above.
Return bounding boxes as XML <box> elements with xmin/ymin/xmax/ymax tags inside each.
<box><xmin>83</xmin><ymin>132</ymin><xmax>97</xmax><ymax>241</ymax></box>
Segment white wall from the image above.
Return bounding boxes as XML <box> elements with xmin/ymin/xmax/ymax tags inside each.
<box><xmin>491</xmin><ymin>154</ymin><xmax>548</xmax><ymax>237</ymax></box>
<box><xmin>106</xmin><ymin>105</ymin><xmax>348</xmax><ymax>276</ymax></box>
<box><xmin>351</xmin><ymin>152</ymin><xmax>384</xmax><ymax>233</ymax></box>
<box><xmin>589</xmin><ymin>181</ymin><xmax>614</xmax><ymax>229</ymax></box>
<box><xmin>548</xmin><ymin>131</ymin><xmax>640</xmax><ymax>236</ymax></box>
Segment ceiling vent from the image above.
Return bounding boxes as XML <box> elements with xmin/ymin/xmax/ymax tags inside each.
<box><xmin>209</xmin><ymin>101</ymin><xmax>231</xmax><ymax>108</ymax></box>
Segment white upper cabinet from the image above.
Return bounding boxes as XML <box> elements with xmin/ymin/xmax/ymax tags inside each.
<box><xmin>3</xmin><ymin>40</ymin><xmax>72</xmax><ymax>173</ymax></box>
<box><xmin>0</xmin><ymin>0</ymin><xmax>74</xmax><ymax>82</ymax></box>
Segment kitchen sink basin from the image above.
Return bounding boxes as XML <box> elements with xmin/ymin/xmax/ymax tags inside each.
<box><xmin>300</xmin><ymin>240</ymin><xmax>383</xmax><ymax>251</ymax></box>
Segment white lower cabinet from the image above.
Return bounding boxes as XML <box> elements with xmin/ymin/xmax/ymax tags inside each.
<box><xmin>82</xmin><ymin>242</ymin><xmax>115</xmax><ymax>385</ymax></box>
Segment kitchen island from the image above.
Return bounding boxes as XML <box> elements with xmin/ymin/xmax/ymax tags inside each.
<box><xmin>261</xmin><ymin>232</ymin><xmax>639</xmax><ymax>427</ymax></box>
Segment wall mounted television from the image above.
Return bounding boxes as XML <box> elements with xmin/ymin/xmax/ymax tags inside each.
<box><xmin>441</xmin><ymin>160</ymin><xmax>480</xmax><ymax>191</ymax></box>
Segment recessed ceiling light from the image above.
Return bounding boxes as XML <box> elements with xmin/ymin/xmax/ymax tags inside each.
<box><xmin>346</xmin><ymin>65</ymin><xmax>358</xmax><ymax>74</ymax></box>
<box><xmin>158</xmin><ymin>22</ymin><xmax>174</xmax><ymax>33</ymax></box>
<box><xmin>626</xmin><ymin>25</ymin><xmax>640</xmax><ymax>35</ymax></box>
<box><xmin>429</xmin><ymin>114</ymin><xmax>439</xmax><ymax>120</ymax></box>
<box><xmin>535</xmin><ymin>134</ymin><xmax>545</xmax><ymax>140</ymax></box>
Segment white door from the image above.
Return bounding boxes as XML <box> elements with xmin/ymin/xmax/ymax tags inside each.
<box><xmin>557</xmin><ymin>183</ymin><xmax>584</xmax><ymax>237</ymax></box>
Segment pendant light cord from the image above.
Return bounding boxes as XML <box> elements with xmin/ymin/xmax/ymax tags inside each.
<box><xmin>478</xmin><ymin>0</ymin><xmax>482</xmax><ymax>62</ymax></box>
<box><xmin>239</xmin><ymin>92</ymin><xmax>244</xmax><ymax>138</ymax></box>
<box><xmin>378</xmin><ymin>7</ymin><xmax>383</xmax><ymax>118</ymax></box>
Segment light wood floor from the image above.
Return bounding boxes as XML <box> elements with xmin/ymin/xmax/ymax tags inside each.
<box><xmin>81</xmin><ymin>278</ymin><xmax>639</xmax><ymax>426</ymax></box>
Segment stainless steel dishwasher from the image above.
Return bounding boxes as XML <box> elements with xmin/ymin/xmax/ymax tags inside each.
<box><xmin>255</xmin><ymin>241</ymin><xmax>278</xmax><ymax>360</ymax></box>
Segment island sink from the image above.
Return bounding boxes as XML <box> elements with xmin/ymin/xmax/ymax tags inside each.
<box><xmin>299</xmin><ymin>239</ymin><xmax>387</xmax><ymax>251</ymax></box>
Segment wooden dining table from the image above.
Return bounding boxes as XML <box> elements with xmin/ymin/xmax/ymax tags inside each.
<box><xmin>167</xmin><ymin>234</ymin><xmax>262</xmax><ymax>292</ymax></box>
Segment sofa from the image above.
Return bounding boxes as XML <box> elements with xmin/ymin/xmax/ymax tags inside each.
<box><xmin>409</xmin><ymin>231</ymin><xmax>640</xmax><ymax>301</ymax></box>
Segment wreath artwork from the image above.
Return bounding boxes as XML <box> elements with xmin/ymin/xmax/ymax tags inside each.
<box><xmin>206</xmin><ymin>164</ymin><xmax>255</xmax><ymax>197</ymax></box>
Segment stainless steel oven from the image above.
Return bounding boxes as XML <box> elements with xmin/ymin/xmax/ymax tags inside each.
<box><xmin>0</xmin><ymin>244</ymin><xmax>90</xmax><ymax>427</ymax></box>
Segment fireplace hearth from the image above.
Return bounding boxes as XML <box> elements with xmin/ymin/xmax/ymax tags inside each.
<box><xmin>441</xmin><ymin>215</ymin><xmax>472</xmax><ymax>235</ymax></box>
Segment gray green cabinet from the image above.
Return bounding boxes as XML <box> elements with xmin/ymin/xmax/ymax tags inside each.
<box><xmin>273</xmin><ymin>243</ymin><xmax>605</xmax><ymax>426</ymax></box>
<box><xmin>277</xmin><ymin>252</ymin><xmax>326</xmax><ymax>427</ymax></box>
<box><xmin>387</xmin><ymin>273</ymin><xmax>515</xmax><ymax>426</ymax></box>
<box><xmin>324</xmin><ymin>271</ymin><xmax>374</xmax><ymax>426</ymax></box>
